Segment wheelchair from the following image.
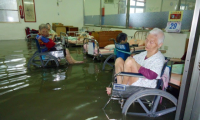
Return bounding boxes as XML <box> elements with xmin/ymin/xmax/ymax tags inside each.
<box><xmin>103</xmin><ymin>57</ymin><xmax>177</xmax><ymax>118</ymax></box>
<box><xmin>27</xmin><ymin>34</ymin><xmax>68</xmax><ymax>68</ymax></box>
<box><xmin>25</xmin><ymin>27</ymin><xmax>39</xmax><ymax>41</ymax></box>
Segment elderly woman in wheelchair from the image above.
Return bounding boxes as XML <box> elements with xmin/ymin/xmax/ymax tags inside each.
<box><xmin>39</xmin><ymin>24</ymin><xmax>84</xmax><ymax>64</ymax></box>
<box><xmin>107</xmin><ymin>28</ymin><xmax>165</xmax><ymax>94</ymax></box>
<box><xmin>105</xmin><ymin>28</ymin><xmax>177</xmax><ymax>118</ymax></box>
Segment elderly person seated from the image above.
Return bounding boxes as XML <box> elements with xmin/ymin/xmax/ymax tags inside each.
<box><xmin>107</xmin><ymin>28</ymin><xmax>165</xmax><ymax>95</ymax></box>
<box><xmin>46</xmin><ymin>23</ymin><xmax>58</xmax><ymax>41</ymax></box>
<box><xmin>37</xmin><ymin>24</ymin><xmax>84</xmax><ymax>64</ymax></box>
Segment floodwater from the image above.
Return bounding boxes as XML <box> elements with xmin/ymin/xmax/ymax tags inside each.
<box><xmin>0</xmin><ymin>40</ymin><xmax>176</xmax><ymax>120</ymax></box>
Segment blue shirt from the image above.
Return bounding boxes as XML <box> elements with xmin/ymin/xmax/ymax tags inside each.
<box><xmin>115</xmin><ymin>43</ymin><xmax>130</xmax><ymax>60</ymax></box>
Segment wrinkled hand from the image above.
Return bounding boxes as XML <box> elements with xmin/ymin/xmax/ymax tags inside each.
<box><xmin>106</xmin><ymin>87</ymin><xmax>111</xmax><ymax>95</ymax></box>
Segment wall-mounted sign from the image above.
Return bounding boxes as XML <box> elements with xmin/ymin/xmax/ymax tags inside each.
<box><xmin>165</xmin><ymin>21</ymin><xmax>181</xmax><ymax>33</ymax></box>
<box><xmin>168</xmin><ymin>11</ymin><xmax>183</xmax><ymax>22</ymax></box>
<box><xmin>22</xmin><ymin>0</ymin><xmax>36</xmax><ymax>22</ymax></box>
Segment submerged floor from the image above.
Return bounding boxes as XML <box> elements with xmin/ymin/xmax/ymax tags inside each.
<box><xmin>0</xmin><ymin>40</ymin><xmax>176</xmax><ymax>120</ymax></box>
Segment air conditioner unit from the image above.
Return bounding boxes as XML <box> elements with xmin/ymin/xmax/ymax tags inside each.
<box><xmin>104</xmin><ymin>0</ymin><xmax>114</xmax><ymax>4</ymax></box>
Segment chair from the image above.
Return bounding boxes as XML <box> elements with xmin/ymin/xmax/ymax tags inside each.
<box><xmin>25</xmin><ymin>27</ymin><xmax>39</xmax><ymax>41</ymax></box>
<box><xmin>27</xmin><ymin>36</ymin><xmax>67</xmax><ymax>68</ymax></box>
<box><xmin>103</xmin><ymin>58</ymin><xmax>178</xmax><ymax>118</ymax></box>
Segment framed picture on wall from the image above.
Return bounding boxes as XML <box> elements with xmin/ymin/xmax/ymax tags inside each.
<box><xmin>22</xmin><ymin>0</ymin><xmax>36</xmax><ymax>22</ymax></box>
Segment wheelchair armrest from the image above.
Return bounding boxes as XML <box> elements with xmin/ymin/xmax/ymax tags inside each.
<box><xmin>131</xmin><ymin>50</ymin><xmax>146</xmax><ymax>54</ymax></box>
<box><xmin>55</xmin><ymin>41</ymin><xmax>61</xmax><ymax>45</ymax></box>
<box><xmin>169</xmin><ymin>58</ymin><xmax>185</xmax><ymax>65</ymax></box>
<box><xmin>114</xmin><ymin>72</ymin><xmax>145</xmax><ymax>78</ymax></box>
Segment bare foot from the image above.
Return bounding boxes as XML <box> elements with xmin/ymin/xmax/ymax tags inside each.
<box><xmin>68</xmin><ymin>60</ymin><xmax>84</xmax><ymax>64</ymax></box>
<box><xmin>106</xmin><ymin>87</ymin><xmax>112</xmax><ymax>95</ymax></box>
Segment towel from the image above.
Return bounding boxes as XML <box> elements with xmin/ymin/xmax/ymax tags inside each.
<box><xmin>161</xmin><ymin>66</ymin><xmax>170</xmax><ymax>90</ymax></box>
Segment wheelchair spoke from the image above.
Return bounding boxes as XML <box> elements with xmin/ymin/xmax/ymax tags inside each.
<box><xmin>127</xmin><ymin>112</ymin><xmax>148</xmax><ymax>117</ymax></box>
<box><xmin>32</xmin><ymin>62</ymin><xmax>41</xmax><ymax>67</ymax></box>
<box><xmin>154</xmin><ymin>107</ymin><xmax>176</xmax><ymax>117</ymax></box>
<box><xmin>106</xmin><ymin>63</ymin><xmax>114</xmax><ymax>67</ymax></box>
<box><xmin>38</xmin><ymin>56</ymin><xmax>45</xmax><ymax>66</ymax></box>
<box><xmin>151</xmin><ymin>96</ymin><xmax>161</xmax><ymax>113</ymax></box>
<box><xmin>44</xmin><ymin>59</ymin><xmax>51</xmax><ymax>66</ymax></box>
<box><xmin>137</xmin><ymin>98</ymin><xmax>150</xmax><ymax>114</ymax></box>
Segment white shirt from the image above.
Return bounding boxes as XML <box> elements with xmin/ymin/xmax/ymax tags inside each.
<box><xmin>132</xmin><ymin>51</ymin><xmax>165</xmax><ymax>88</ymax></box>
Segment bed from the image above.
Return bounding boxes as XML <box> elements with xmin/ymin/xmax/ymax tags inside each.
<box><xmin>67</xmin><ymin>31</ymin><xmax>94</xmax><ymax>46</ymax></box>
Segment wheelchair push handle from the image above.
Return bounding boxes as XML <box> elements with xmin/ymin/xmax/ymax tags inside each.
<box><xmin>109</xmin><ymin>38</ymin><xmax>116</xmax><ymax>43</ymax></box>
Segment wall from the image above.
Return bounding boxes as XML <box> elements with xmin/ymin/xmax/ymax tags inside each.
<box><xmin>104</xmin><ymin>0</ymin><xmax>119</xmax><ymax>15</ymax></box>
<box><xmin>0</xmin><ymin>0</ymin><xmax>84</xmax><ymax>40</ymax></box>
<box><xmin>84</xmin><ymin>0</ymin><xmax>100</xmax><ymax>16</ymax></box>
<box><xmin>161</xmin><ymin>0</ymin><xmax>178</xmax><ymax>12</ymax></box>
<box><xmin>84</xmin><ymin>0</ymin><xmax>121</xmax><ymax>15</ymax></box>
<box><xmin>145</xmin><ymin>0</ymin><xmax>162</xmax><ymax>12</ymax></box>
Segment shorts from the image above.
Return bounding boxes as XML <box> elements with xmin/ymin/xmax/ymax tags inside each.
<box><xmin>131</xmin><ymin>78</ymin><xmax>157</xmax><ymax>88</ymax></box>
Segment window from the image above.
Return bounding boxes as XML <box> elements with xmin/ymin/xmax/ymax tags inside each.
<box><xmin>130</xmin><ymin>0</ymin><xmax>145</xmax><ymax>13</ymax></box>
<box><xmin>180</xmin><ymin>0</ymin><xmax>195</xmax><ymax>11</ymax></box>
<box><xmin>0</xmin><ymin>0</ymin><xmax>19</xmax><ymax>22</ymax></box>
<box><xmin>104</xmin><ymin>0</ymin><xmax>114</xmax><ymax>4</ymax></box>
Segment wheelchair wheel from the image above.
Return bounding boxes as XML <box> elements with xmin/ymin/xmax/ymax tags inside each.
<box><xmin>122</xmin><ymin>89</ymin><xmax>177</xmax><ymax>118</ymax></box>
<box><xmin>102</xmin><ymin>54</ymin><xmax>116</xmax><ymax>71</ymax></box>
<box><xmin>28</xmin><ymin>53</ymin><xmax>59</xmax><ymax>68</ymax></box>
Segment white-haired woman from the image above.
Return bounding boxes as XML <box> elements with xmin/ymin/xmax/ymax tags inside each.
<box><xmin>37</xmin><ymin>24</ymin><xmax>84</xmax><ymax>64</ymax></box>
<box><xmin>107</xmin><ymin>28</ymin><xmax>165</xmax><ymax>95</ymax></box>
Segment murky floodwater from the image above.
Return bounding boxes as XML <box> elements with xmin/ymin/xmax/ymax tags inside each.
<box><xmin>0</xmin><ymin>40</ymin><xmax>176</xmax><ymax>120</ymax></box>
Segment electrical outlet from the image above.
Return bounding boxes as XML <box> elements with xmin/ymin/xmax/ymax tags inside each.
<box><xmin>164</xmin><ymin>46</ymin><xmax>168</xmax><ymax>50</ymax></box>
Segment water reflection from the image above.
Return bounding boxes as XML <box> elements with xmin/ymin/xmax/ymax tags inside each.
<box><xmin>39</xmin><ymin>69</ymin><xmax>68</xmax><ymax>92</ymax></box>
<box><xmin>0</xmin><ymin>84</ymin><xmax>29</xmax><ymax>96</ymax></box>
<box><xmin>82</xmin><ymin>63</ymin><xmax>100</xmax><ymax>74</ymax></box>
<box><xmin>0</xmin><ymin>53</ymin><xmax>29</xmax><ymax>96</ymax></box>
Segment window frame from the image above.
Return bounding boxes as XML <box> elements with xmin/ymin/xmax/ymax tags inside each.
<box><xmin>130</xmin><ymin>0</ymin><xmax>146</xmax><ymax>13</ymax></box>
<box><xmin>0</xmin><ymin>0</ymin><xmax>20</xmax><ymax>23</ymax></box>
